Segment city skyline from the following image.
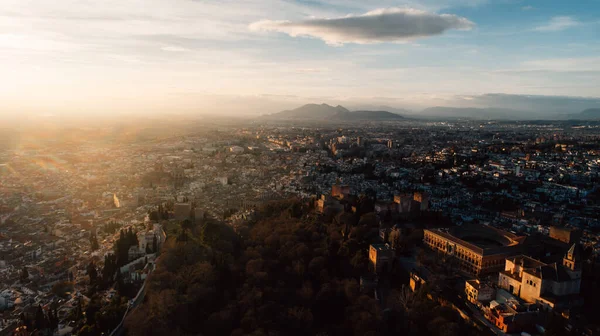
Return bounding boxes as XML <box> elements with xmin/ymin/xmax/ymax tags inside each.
<box><xmin>1</xmin><ymin>0</ymin><xmax>599</xmax><ymax>116</ymax></box>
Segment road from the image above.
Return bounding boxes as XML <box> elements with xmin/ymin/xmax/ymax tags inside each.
<box><xmin>109</xmin><ymin>257</ymin><xmax>158</xmax><ymax>336</ymax></box>
<box><xmin>396</xmin><ymin>256</ymin><xmax>503</xmax><ymax>336</ymax></box>
<box><xmin>463</xmin><ymin>300</ymin><xmax>506</xmax><ymax>336</ymax></box>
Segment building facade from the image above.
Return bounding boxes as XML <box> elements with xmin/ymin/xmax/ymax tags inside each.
<box><xmin>369</xmin><ymin>244</ymin><xmax>395</xmax><ymax>273</ymax></box>
<box><xmin>549</xmin><ymin>226</ymin><xmax>581</xmax><ymax>245</ymax></box>
<box><xmin>423</xmin><ymin>225</ymin><xmax>524</xmax><ymax>276</ymax></box>
<box><xmin>465</xmin><ymin>279</ymin><xmax>495</xmax><ymax>304</ymax></box>
<box><xmin>497</xmin><ymin>245</ymin><xmax>582</xmax><ymax>310</ymax></box>
<box><xmin>174</xmin><ymin>202</ymin><xmax>192</xmax><ymax>221</ymax></box>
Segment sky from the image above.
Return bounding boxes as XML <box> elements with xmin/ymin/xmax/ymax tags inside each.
<box><xmin>1</xmin><ymin>0</ymin><xmax>599</xmax><ymax>117</ymax></box>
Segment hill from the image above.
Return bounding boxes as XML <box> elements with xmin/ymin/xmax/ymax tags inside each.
<box><xmin>349</xmin><ymin>104</ymin><xmax>413</xmax><ymax>115</ymax></box>
<box><xmin>262</xmin><ymin>104</ymin><xmax>404</xmax><ymax>121</ymax></box>
<box><xmin>266</xmin><ymin>103</ymin><xmax>349</xmax><ymax>120</ymax></box>
<box><xmin>346</xmin><ymin>110</ymin><xmax>405</xmax><ymax>121</ymax></box>
<box><xmin>125</xmin><ymin>200</ymin><xmax>477</xmax><ymax>336</ymax></box>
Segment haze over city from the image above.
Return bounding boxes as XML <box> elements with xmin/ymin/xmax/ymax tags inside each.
<box><xmin>3</xmin><ymin>2</ymin><xmax>600</xmax><ymax>336</ymax></box>
<box><xmin>1</xmin><ymin>0</ymin><xmax>599</xmax><ymax>118</ymax></box>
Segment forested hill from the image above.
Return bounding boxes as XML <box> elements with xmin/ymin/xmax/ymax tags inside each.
<box><xmin>125</xmin><ymin>199</ymin><xmax>478</xmax><ymax>336</ymax></box>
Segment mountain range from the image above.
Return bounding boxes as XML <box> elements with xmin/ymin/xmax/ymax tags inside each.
<box><xmin>262</xmin><ymin>104</ymin><xmax>405</xmax><ymax>121</ymax></box>
<box><xmin>418</xmin><ymin>107</ymin><xmax>532</xmax><ymax>120</ymax></box>
<box><xmin>261</xmin><ymin>103</ymin><xmax>600</xmax><ymax>121</ymax></box>
<box><xmin>419</xmin><ymin>107</ymin><xmax>600</xmax><ymax>120</ymax></box>
<box><xmin>573</xmin><ymin>108</ymin><xmax>600</xmax><ymax>120</ymax></box>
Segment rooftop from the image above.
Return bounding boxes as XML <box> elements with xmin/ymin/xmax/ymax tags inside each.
<box><xmin>510</xmin><ymin>255</ymin><xmax>546</xmax><ymax>269</ymax></box>
<box><xmin>426</xmin><ymin>223</ymin><xmax>525</xmax><ymax>256</ymax></box>
<box><xmin>370</xmin><ymin>243</ymin><xmax>392</xmax><ymax>251</ymax></box>
<box><xmin>466</xmin><ymin>279</ymin><xmax>481</xmax><ymax>290</ymax></box>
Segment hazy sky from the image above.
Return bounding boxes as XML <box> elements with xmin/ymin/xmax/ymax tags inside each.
<box><xmin>1</xmin><ymin>0</ymin><xmax>599</xmax><ymax>116</ymax></box>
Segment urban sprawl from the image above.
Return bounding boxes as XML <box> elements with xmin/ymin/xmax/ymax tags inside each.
<box><xmin>1</xmin><ymin>119</ymin><xmax>600</xmax><ymax>335</ymax></box>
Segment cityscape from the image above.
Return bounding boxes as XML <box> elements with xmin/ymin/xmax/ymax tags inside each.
<box><xmin>1</xmin><ymin>116</ymin><xmax>600</xmax><ymax>335</ymax></box>
<box><xmin>2</xmin><ymin>0</ymin><xmax>600</xmax><ymax>335</ymax></box>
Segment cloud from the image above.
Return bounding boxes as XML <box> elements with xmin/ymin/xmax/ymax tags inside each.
<box><xmin>250</xmin><ymin>8</ymin><xmax>475</xmax><ymax>45</ymax></box>
<box><xmin>492</xmin><ymin>57</ymin><xmax>600</xmax><ymax>74</ymax></box>
<box><xmin>521</xmin><ymin>6</ymin><xmax>534</xmax><ymax>10</ymax></box>
<box><xmin>161</xmin><ymin>46</ymin><xmax>189</xmax><ymax>52</ymax></box>
<box><xmin>295</xmin><ymin>68</ymin><xmax>329</xmax><ymax>73</ymax></box>
<box><xmin>522</xmin><ymin>57</ymin><xmax>600</xmax><ymax>72</ymax></box>
<box><xmin>534</xmin><ymin>16</ymin><xmax>580</xmax><ymax>32</ymax></box>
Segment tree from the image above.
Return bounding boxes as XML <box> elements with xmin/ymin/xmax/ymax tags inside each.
<box><xmin>87</xmin><ymin>262</ymin><xmax>98</xmax><ymax>285</ymax></box>
<box><xmin>102</xmin><ymin>254</ymin><xmax>114</xmax><ymax>283</ymax></box>
<box><xmin>48</xmin><ymin>308</ymin><xmax>59</xmax><ymax>332</ymax></box>
<box><xmin>105</xmin><ymin>221</ymin><xmax>122</xmax><ymax>234</ymax></box>
<box><xmin>152</xmin><ymin>235</ymin><xmax>158</xmax><ymax>253</ymax></box>
<box><xmin>149</xmin><ymin>210</ymin><xmax>159</xmax><ymax>222</ymax></box>
<box><xmin>114</xmin><ymin>228</ymin><xmax>139</xmax><ymax>267</ymax></box>
<box><xmin>350</xmin><ymin>251</ymin><xmax>367</xmax><ymax>274</ymax></box>
<box><xmin>389</xmin><ymin>286</ymin><xmax>420</xmax><ymax>313</ymax></box>
<box><xmin>84</xmin><ymin>297</ymin><xmax>102</xmax><ymax>325</ymax></box>
<box><xmin>182</xmin><ymin>219</ymin><xmax>194</xmax><ymax>233</ymax></box>
<box><xmin>73</xmin><ymin>298</ymin><xmax>83</xmax><ymax>320</ymax></box>
<box><xmin>20</xmin><ymin>266</ymin><xmax>29</xmax><ymax>282</ymax></box>
<box><xmin>358</xmin><ymin>212</ymin><xmax>378</xmax><ymax>228</ymax></box>
<box><xmin>34</xmin><ymin>305</ymin><xmax>46</xmax><ymax>331</ymax></box>
<box><xmin>90</xmin><ymin>233</ymin><xmax>99</xmax><ymax>251</ymax></box>
<box><xmin>126</xmin><ymin>198</ymin><xmax>406</xmax><ymax>335</ymax></box>
<box><xmin>52</xmin><ymin>281</ymin><xmax>74</xmax><ymax>298</ymax></box>
<box><xmin>545</xmin><ymin>313</ymin><xmax>569</xmax><ymax>336</ymax></box>
<box><xmin>116</xmin><ymin>269</ymin><xmax>125</xmax><ymax>296</ymax></box>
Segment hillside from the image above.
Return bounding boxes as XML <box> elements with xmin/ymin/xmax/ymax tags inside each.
<box><xmin>346</xmin><ymin>110</ymin><xmax>405</xmax><ymax>120</ymax></box>
<box><xmin>350</xmin><ymin>104</ymin><xmax>413</xmax><ymax>115</ymax></box>
<box><xmin>266</xmin><ymin>103</ymin><xmax>349</xmax><ymax>120</ymax></box>
<box><xmin>125</xmin><ymin>200</ymin><xmax>475</xmax><ymax>336</ymax></box>
<box><xmin>262</xmin><ymin>104</ymin><xmax>404</xmax><ymax>121</ymax></box>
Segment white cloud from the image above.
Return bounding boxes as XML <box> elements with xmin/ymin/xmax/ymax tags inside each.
<box><xmin>295</xmin><ymin>68</ymin><xmax>329</xmax><ymax>73</ymax></box>
<box><xmin>161</xmin><ymin>46</ymin><xmax>189</xmax><ymax>52</ymax></box>
<box><xmin>250</xmin><ymin>8</ymin><xmax>474</xmax><ymax>45</ymax></box>
<box><xmin>534</xmin><ymin>16</ymin><xmax>580</xmax><ymax>32</ymax></box>
<box><xmin>0</xmin><ymin>33</ymin><xmax>76</xmax><ymax>52</ymax></box>
<box><xmin>522</xmin><ymin>57</ymin><xmax>600</xmax><ymax>72</ymax></box>
<box><xmin>0</xmin><ymin>0</ymin><xmax>597</xmax><ymax>116</ymax></box>
<box><xmin>521</xmin><ymin>6</ymin><xmax>534</xmax><ymax>11</ymax></box>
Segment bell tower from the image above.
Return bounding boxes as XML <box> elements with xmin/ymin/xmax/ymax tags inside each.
<box><xmin>563</xmin><ymin>243</ymin><xmax>583</xmax><ymax>280</ymax></box>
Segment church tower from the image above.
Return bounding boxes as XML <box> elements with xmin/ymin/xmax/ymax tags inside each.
<box><xmin>563</xmin><ymin>243</ymin><xmax>583</xmax><ymax>279</ymax></box>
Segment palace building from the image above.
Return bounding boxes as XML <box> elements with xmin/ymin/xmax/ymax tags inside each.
<box><xmin>424</xmin><ymin>224</ymin><xmax>526</xmax><ymax>276</ymax></box>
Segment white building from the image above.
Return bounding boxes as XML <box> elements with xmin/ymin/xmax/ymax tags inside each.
<box><xmin>497</xmin><ymin>244</ymin><xmax>582</xmax><ymax>310</ymax></box>
<box><xmin>215</xmin><ymin>176</ymin><xmax>228</xmax><ymax>186</ymax></box>
<box><xmin>229</xmin><ymin>146</ymin><xmax>244</xmax><ymax>154</ymax></box>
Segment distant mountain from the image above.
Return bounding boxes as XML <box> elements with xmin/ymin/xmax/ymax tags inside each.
<box><xmin>347</xmin><ymin>110</ymin><xmax>405</xmax><ymax>120</ymax></box>
<box><xmin>268</xmin><ymin>103</ymin><xmax>349</xmax><ymax>120</ymax></box>
<box><xmin>262</xmin><ymin>104</ymin><xmax>404</xmax><ymax>121</ymax></box>
<box><xmin>349</xmin><ymin>104</ymin><xmax>412</xmax><ymax>115</ymax></box>
<box><xmin>575</xmin><ymin>108</ymin><xmax>600</xmax><ymax>120</ymax></box>
<box><xmin>419</xmin><ymin>107</ymin><xmax>533</xmax><ymax>120</ymax></box>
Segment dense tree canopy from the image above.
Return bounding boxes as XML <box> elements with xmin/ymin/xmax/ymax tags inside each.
<box><xmin>126</xmin><ymin>199</ymin><xmax>479</xmax><ymax>336</ymax></box>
